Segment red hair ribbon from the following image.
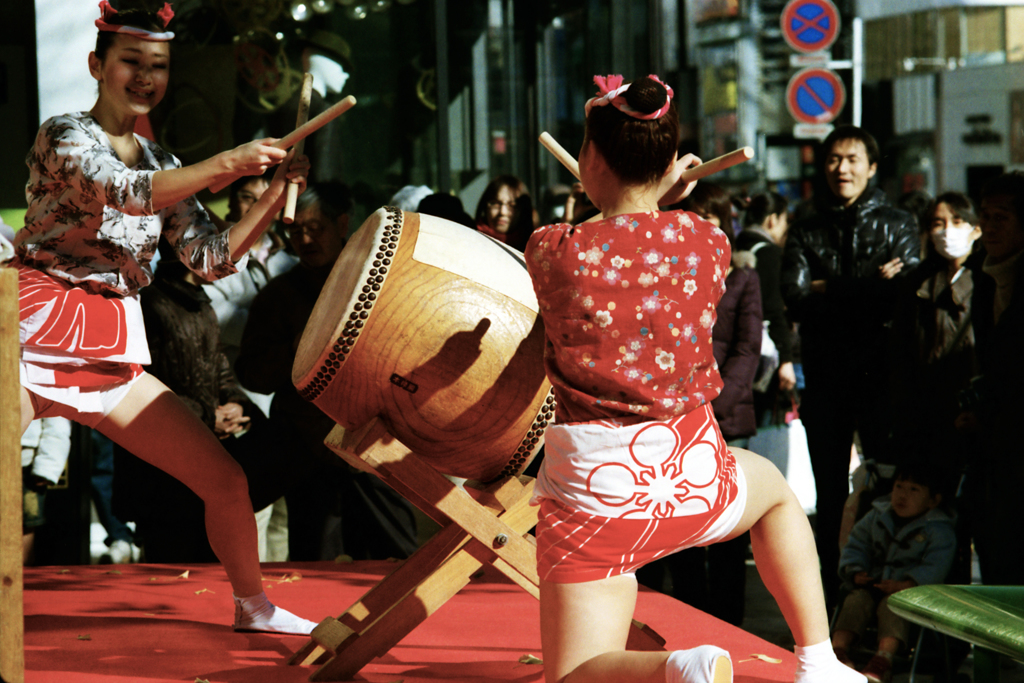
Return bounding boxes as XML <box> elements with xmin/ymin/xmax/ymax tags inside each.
<box><xmin>95</xmin><ymin>1</ymin><xmax>175</xmax><ymax>41</ymax></box>
<box><xmin>585</xmin><ymin>74</ymin><xmax>674</xmax><ymax>121</ymax></box>
<box><xmin>156</xmin><ymin>3</ymin><xmax>174</xmax><ymax>28</ymax></box>
<box><xmin>97</xmin><ymin>0</ymin><xmax>117</xmax><ymax>21</ymax></box>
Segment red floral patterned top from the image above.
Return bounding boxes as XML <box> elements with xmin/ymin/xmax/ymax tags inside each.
<box><xmin>526</xmin><ymin>209</ymin><xmax>730</xmax><ymax>423</ymax></box>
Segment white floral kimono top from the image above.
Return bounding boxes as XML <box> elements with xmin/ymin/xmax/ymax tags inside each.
<box><xmin>15</xmin><ymin>112</ymin><xmax>242</xmax><ymax>297</ymax></box>
<box><xmin>14</xmin><ymin>112</ymin><xmax>245</xmax><ymax>390</ymax></box>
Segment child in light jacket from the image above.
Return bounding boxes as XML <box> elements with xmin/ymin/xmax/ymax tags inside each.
<box><xmin>831</xmin><ymin>462</ymin><xmax>956</xmax><ymax>683</ymax></box>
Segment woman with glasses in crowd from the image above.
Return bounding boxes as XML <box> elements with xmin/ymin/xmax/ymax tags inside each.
<box><xmin>474</xmin><ymin>175</ymin><xmax>536</xmax><ymax>251</ymax></box>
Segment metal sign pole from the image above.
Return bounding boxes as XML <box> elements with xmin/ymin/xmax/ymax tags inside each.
<box><xmin>852</xmin><ymin>16</ymin><xmax>863</xmax><ymax>127</ymax></box>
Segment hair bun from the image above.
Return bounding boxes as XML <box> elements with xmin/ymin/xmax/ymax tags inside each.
<box><xmin>625</xmin><ymin>76</ymin><xmax>667</xmax><ymax>115</ymax></box>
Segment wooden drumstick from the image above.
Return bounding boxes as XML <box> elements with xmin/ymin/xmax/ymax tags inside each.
<box><xmin>274</xmin><ymin>94</ymin><xmax>356</xmax><ymax>151</ymax></box>
<box><xmin>209</xmin><ymin>94</ymin><xmax>357</xmax><ymax>193</ymax></box>
<box><xmin>678</xmin><ymin>147</ymin><xmax>754</xmax><ymax>183</ymax></box>
<box><xmin>282</xmin><ymin>73</ymin><xmax>314</xmax><ymax>224</ymax></box>
<box><xmin>540</xmin><ymin>132</ymin><xmax>754</xmax><ymax>184</ymax></box>
<box><xmin>539</xmin><ymin>132</ymin><xmax>580</xmax><ymax>180</ymax></box>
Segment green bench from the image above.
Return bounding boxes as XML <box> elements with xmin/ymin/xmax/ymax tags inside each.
<box><xmin>889</xmin><ymin>585</ymin><xmax>1024</xmax><ymax>682</ymax></box>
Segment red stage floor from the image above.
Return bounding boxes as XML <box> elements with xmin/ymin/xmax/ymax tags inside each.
<box><xmin>23</xmin><ymin>560</ymin><xmax>797</xmax><ymax>682</ymax></box>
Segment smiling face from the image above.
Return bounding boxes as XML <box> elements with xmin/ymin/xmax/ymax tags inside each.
<box><xmin>979</xmin><ymin>194</ymin><xmax>1024</xmax><ymax>264</ymax></box>
<box><xmin>89</xmin><ymin>34</ymin><xmax>170</xmax><ymax>118</ymax></box>
<box><xmin>824</xmin><ymin>138</ymin><xmax>877</xmax><ymax>207</ymax></box>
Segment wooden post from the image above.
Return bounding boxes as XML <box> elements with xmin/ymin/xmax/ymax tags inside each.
<box><xmin>0</xmin><ymin>266</ymin><xmax>25</xmax><ymax>683</ymax></box>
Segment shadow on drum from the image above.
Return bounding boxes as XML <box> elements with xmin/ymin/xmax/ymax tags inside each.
<box><xmin>405</xmin><ymin>318</ymin><xmax>490</xmax><ymax>403</ymax></box>
<box><xmin>440</xmin><ymin>317</ymin><xmax>548</xmax><ymax>472</ymax></box>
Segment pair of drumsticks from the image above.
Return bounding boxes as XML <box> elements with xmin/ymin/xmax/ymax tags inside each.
<box><xmin>538</xmin><ymin>131</ymin><xmax>754</xmax><ymax>188</ymax></box>
<box><xmin>213</xmin><ymin>72</ymin><xmax>754</xmax><ymax>223</ymax></box>
<box><xmin>208</xmin><ymin>74</ymin><xmax>356</xmax><ymax>223</ymax></box>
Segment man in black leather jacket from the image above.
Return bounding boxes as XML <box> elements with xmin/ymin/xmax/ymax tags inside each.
<box><xmin>781</xmin><ymin>125</ymin><xmax>920</xmax><ymax>607</ymax></box>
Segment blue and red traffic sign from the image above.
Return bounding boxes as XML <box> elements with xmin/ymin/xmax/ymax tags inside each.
<box><xmin>781</xmin><ymin>0</ymin><xmax>841</xmax><ymax>54</ymax></box>
<box><xmin>786</xmin><ymin>68</ymin><xmax>846</xmax><ymax>124</ymax></box>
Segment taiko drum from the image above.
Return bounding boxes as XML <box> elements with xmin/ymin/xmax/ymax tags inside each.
<box><xmin>292</xmin><ymin>208</ymin><xmax>554</xmax><ymax>482</ymax></box>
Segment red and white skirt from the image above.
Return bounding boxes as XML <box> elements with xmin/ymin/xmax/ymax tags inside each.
<box><xmin>533</xmin><ymin>404</ymin><xmax>746</xmax><ymax>583</ymax></box>
<box><xmin>17</xmin><ymin>263</ymin><xmax>149</xmax><ymax>416</ymax></box>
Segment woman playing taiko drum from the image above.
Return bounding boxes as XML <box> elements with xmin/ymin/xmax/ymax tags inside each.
<box><xmin>525</xmin><ymin>74</ymin><xmax>868</xmax><ymax>683</ymax></box>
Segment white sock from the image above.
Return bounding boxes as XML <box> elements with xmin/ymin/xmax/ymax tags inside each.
<box><xmin>233</xmin><ymin>592</ymin><xmax>318</xmax><ymax>635</ymax></box>
<box><xmin>666</xmin><ymin>645</ymin><xmax>732</xmax><ymax>683</ymax></box>
<box><xmin>794</xmin><ymin>639</ymin><xmax>867</xmax><ymax>683</ymax></box>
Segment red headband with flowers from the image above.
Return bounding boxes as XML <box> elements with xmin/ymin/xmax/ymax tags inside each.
<box><xmin>584</xmin><ymin>74</ymin><xmax>674</xmax><ymax>120</ymax></box>
<box><xmin>95</xmin><ymin>1</ymin><xmax>175</xmax><ymax>42</ymax></box>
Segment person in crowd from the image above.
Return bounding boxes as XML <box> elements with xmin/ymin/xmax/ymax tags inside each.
<box><xmin>21</xmin><ymin>417</ymin><xmax>72</xmax><ymax>565</ymax></box>
<box><xmin>388</xmin><ymin>184</ymin><xmax>433</xmax><ymax>213</ymax></box>
<box><xmin>90</xmin><ymin>428</ymin><xmax>139</xmax><ymax>564</ymax></box>
<box><xmin>562</xmin><ymin>181</ymin><xmax>599</xmax><ymax>225</ymax></box>
<box><xmin>201</xmin><ymin>173</ymin><xmax>298</xmax><ymax>560</ymax></box>
<box><xmin>888</xmin><ymin>192</ymin><xmax>981</xmax><ymax>480</ymax></box>
<box><xmin>737</xmin><ymin>191</ymin><xmax>797</xmax><ymax>407</ymax></box>
<box><xmin>525</xmin><ymin>73</ymin><xmax>866</xmax><ymax>683</ymax></box>
<box><xmin>474</xmin><ymin>175</ymin><xmax>535</xmax><ymax>251</ymax></box>
<box><xmin>236</xmin><ymin>181</ymin><xmax>419</xmax><ymax>562</ymax></box>
<box><xmin>644</xmin><ymin>182</ymin><xmax>763</xmax><ymax>627</ymax></box>
<box><xmin>417</xmin><ymin>192</ymin><xmax>475</xmax><ymax>228</ymax></box>
<box><xmin>781</xmin><ymin>125</ymin><xmax>920</xmax><ymax>608</ymax></box>
<box><xmin>204</xmin><ymin>173</ymin><xmax>299</xmax><ymax>374</ymax></box>
<box><xmin>12</xmin><ymin>2</ymin><xmax>315</xmax><ymax>635</ymax></box>
<box><xmin>539</xmin><ymin>183</ymin><xmax>573</xmax><ymax>225</ymax></box>
<box><xmin>831</xmin><ymin>463</ymin><xmax>956</xmax><ymax>683</ymax></box>
<box><xmin>959</xmin><ymin>171</ymin><xmax>1024</xmax><ymax>587</ymax></box>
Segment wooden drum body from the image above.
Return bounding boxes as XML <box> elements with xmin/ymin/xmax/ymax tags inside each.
<box><xmin>293</xmin><ymin>208</ymin><xmax>554</xmax><ymax>482</ymax></box>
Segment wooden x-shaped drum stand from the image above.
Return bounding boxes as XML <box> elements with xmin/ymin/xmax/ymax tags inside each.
<box><xmin>289</xmin><ymin>417</ymin><xmax>665</xmax><ymax>681</ymax></box>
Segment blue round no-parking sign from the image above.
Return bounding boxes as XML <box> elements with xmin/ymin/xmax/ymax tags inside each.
<box><xmin>786</xmin><ymin>68</ymin><xmax>846</xmax><ymax>124</ymax></box>
<box><xmin>781</xmin><ymin>0</ymin><xmax>841</xmax><ymax>54</ymax></box>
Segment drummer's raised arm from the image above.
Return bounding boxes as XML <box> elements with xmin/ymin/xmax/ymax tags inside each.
<box><xmin>150</xmin><ymin>139</ymin><xmax>287</xmax><ymax>212</ymax></box>
<box><xmin>227</xmin><ymin>151</ymin><xmax>309</xmax><ymax>261</ymax></box>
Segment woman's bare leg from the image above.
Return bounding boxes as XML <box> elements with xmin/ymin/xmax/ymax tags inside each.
<box><xmin>725</xmin><ymin>448</ymin><xmax>829</xmax><ymax>647</ymax></box>
<box><xmin>726</xmin><ymin>448</ymin><xmax>865</xmax><ymax>682</ymax></box>
<box><xmin>94</xmin><ymin>374</ymin><xmax>262</xmax><ymax>597</ymax></box>
<box><xmin>540</xmin><ymin>574</ymin><xmax>731</xmax><ymax>683</ymax></box>
<box><xmin>540</xmin><ymin>573</ymin><xmax>670</xmax><ymax>683</ymax></box>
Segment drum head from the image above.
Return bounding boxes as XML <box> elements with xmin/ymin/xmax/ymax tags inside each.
<box><xmin>293</xmin><ymin>206</ymin><xmax>394</xmax><ymax>390</ymax></box>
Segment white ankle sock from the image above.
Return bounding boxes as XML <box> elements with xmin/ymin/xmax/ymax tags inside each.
<box><xmin>794</xmin><ymin>639</ymin><xmax>867</xmax><ymax>683</ymax></box>
<box><xmin>666</xmin><ymin>645</ymin><xmax>732</xmax><ymax>683</ymax></box>
<box><xmin>233</xmin><ymin>592</ymin><xmax>318</xmax><ymax>635</ymax></box>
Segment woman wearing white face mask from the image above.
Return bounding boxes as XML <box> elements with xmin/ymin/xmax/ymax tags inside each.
<box><xmin>918</xmin><ymin>193</ymin><xmax>982</xmax><ymax>364</ymax></box>
<box><xmin>929</xmin><ymin>198</ymin><xmax>982</xmax><ymax>267</ymax></box>
<box><xmin>887</xmin><ymin>192</ymin><xmax>981</xmax><ymax>551</ymax></box>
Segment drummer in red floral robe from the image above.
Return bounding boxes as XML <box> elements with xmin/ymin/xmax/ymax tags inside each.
<box><xmin>525</xmin><ymin>74</ymin><xmax>867</xmax><ymax>683</ymax></box>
